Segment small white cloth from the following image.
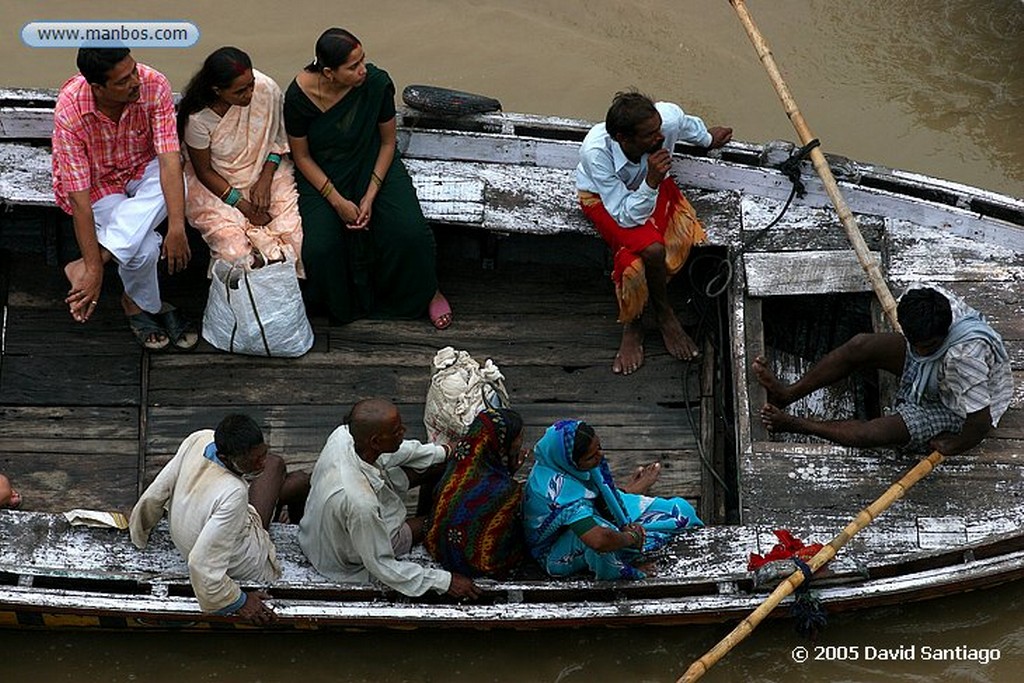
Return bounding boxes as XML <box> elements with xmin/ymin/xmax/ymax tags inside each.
<box><xmin>64</xmin><ymin>509</ymin><xmax>128</xmax><ymax>529</ymax></box>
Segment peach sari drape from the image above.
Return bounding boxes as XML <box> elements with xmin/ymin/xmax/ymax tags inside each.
<box><xmin>184</xmin><ymin>70</ymin><xmax>303</xmax><ymax>276</ymax></box>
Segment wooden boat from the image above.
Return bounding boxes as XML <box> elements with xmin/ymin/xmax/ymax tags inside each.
<box><xmin>0</xmin><ymin>87</ymin><xmax>1022</xmax><ymax>630</ymax></box>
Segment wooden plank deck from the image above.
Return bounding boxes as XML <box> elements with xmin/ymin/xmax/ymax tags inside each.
<box><xmin>0</xmin><ymin>232</ymin><xmax>717</xmax><ymax>518</ymax></box>
<box><xmin>2</xmin><ymin>98</ymin><xmax>1022</xmax><ymax>587</ymax></box>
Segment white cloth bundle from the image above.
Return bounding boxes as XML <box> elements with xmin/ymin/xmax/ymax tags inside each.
<box><xmin>423</xmin><ymin>346</ymin><xmax>509</xmax><ymax>445</ymax></box>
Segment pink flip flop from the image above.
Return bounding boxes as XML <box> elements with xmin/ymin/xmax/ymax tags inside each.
<box><xmin>429</xmin><ymin>294</ymin><xmax>453</xmax><ymax>330</ymax></box>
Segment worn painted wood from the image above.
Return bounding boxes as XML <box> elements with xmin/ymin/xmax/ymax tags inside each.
<box><xmin>0</xmin><ymin>107</ymin><xmax>54</xmax><ymax>138</ymax></box>
<box><xmin>0</xmin><ymin>143</ymin><xmax>54</xmax><ymax>206</ymax></box>
<box><xmin>744</xmin><ymin>250</ymin><xmax>882</xmax><ymax>296</ymax></box>
<box><xmin>887</xmin><ymin>218</ymin><xmax>1024</xmax><ymax>283</ymax></box>
<box><xmin>2</xmin><ymin>94</ymin><xmax>1024</xmax><ymax>629</ymax></box>
<box><xmin>4</xmin><ymin>508</ymin><xmax>1024</xmax><ymax>629</ymax></box>
<box><xmin>738</xmin><ymin>197</ymin><xmax>887</xmax><ymax>253</ymax></box>
<box><xmin>0</xmin><ymin>406</ymin><xmax>140</xmax><ymax>511</ymax></box>
<box><xmin>5</xmin><ymin>99</ymin><xmax>1019</xmax><ymax>248</ymax></box>
<box><xmin>144</xmin><ymin>355</ymin><xmax>698</xmax><ymax>407</ymax></box>
<box><xmin>410</xmin><ymin>173</ymin><xmax>485</xmax><ymax>224</ymax></box>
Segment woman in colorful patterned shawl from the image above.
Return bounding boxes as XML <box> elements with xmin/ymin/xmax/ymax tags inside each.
<box><xmin>523</xmin><ymin>420</ymin><xmax>702</xmax><ymax>580</ymax></box>
<box><xmin>425</xmin><ymin>408</ymin><xmax>527</xmax><ymax>578</ymax></box>
<box><xmin>179</xmin><ymin>47</ymin><xmax>303</xmax><ymax>274</ymax></box>
<box><xmin>283</xmin><ymin>28</ymin><xmax>451</xmax><ymax>327</ymax></box>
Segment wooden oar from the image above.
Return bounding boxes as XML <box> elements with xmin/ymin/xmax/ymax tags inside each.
<box><xmin>727</xmin><ymin>0</ymin><xmax>901</xmax><ymax>332</ymax></box>
<box><xmin>677</xmin><ymin>450</ymin><xmax>944</xmax><ymax>682</ymax></box>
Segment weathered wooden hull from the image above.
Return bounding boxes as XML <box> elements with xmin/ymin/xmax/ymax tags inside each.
<box><xmin>1</xmin><ymin>95</ymin><xmax>1023</xmax><ymax>630</ymax></box>
<box><xmin>3</xmin><ymin>509</ymin><xmax>1024</xmax><ymax>631</ymax></box>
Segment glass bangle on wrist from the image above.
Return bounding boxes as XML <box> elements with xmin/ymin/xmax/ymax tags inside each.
<box><xmin>224</xmin><ymin>187</ymin><xmax>243</xmax><ymax>207</ymax></box>
<box><xmin>266</xmin><ymin>153</ymin><xmax>281</xmax><ymax>166</ymax></box>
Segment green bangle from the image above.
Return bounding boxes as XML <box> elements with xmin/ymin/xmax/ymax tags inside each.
<box><xmin>224</xmin><ymin>187</ymin><xmax>242</xmax><ymax>207</ymax></box>
<box><xmin>266</xmin><ymin>153</ymin><xmax>281</xmax><ymax>166</ymax></box>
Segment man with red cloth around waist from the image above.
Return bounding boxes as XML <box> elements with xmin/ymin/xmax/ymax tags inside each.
<box><xmin>576</xmin><ymin>91</ymin><xmax>731</xmax><ymax>375</ymax></box>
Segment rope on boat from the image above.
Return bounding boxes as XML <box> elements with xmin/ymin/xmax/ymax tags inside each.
<box><xmin>790</xmin><ymin>556</ymin><xmax>828</xmax><ymax>640</ymax></box>
<box><xmin>678</xmin><ymin>138</ymin><xmax>826</xmax><ymax>500</ymax></box>
<box><xmin>700</xmin><ymin>138</ymin><xmax>822</xmax><ymax>300</ymax></box>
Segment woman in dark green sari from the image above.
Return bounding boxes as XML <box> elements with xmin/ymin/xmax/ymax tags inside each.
<box><xmin>284</xmin><ymin>28</ymin><xmax>451</xmax><ymax>327</ymax></box>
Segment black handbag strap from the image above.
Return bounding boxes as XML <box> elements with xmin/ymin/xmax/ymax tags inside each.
<box><xmin>224</xmin><ymin>265</ymin><xmax>271</xmax><ymax>357</ymax></box>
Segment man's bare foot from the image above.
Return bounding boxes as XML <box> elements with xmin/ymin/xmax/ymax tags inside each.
<box><xmin>613</xmin><ymin>322</ymin><xmax>644</xmax><ymax>375</ymax></box>
<box><xmin>64</xmin><ymin>259</ymin><xmax>94</xmax><ymax>322</ymax></box>
<box><xmin>760</xmin><ymin>404</ymin><xmax>805</xmax><ymax>435</ymax></box>
<box><xmin>621</xmin><ymin>462</ymin><xmax>661</xmax><ymax>495</ymax></box>
<box><xmin>121</xmin><ymin>293</ymin><xmax>143</xmax><ymax>317</ymax></box>
<box><xmin>659</xmin><ymin>311</ymin><xmax>699</xmax><ymax>360</ymax></box>
<box><xmin>752</xmin><ymin>356</ymin><xmax>793</xmax><ymax>407</ymax></box>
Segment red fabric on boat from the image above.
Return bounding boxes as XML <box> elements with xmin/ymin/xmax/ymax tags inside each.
<box><xmin>747</xmin><ymin>529</ymin><xmax>824</xmax><ymax>571</ymax></box>
<box><xmin>578</xmin><ymin>178</ymin><xmax>705</xmax><ymax>323</ymax></box>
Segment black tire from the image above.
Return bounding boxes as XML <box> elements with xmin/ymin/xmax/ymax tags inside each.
<box><xmin>401</xmin><ymin>85</ymin><xmax>502</xmax><ymax>117</ymax></box>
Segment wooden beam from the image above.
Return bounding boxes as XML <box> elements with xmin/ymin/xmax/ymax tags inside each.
<box><xmin>743</xmin><ymin>250</ymin><xmax>881</xmax><ymax>296</ymax></box>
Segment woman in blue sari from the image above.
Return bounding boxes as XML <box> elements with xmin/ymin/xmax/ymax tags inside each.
<box><xmin>523</xmin><ymin>420</ymin><xmax>702</xmax><ymax>580</ymax></box>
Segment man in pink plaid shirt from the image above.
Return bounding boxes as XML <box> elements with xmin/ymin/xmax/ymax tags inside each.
<box><xmin>53</xmin><ymin>47</ymin><xmax>197</xmax><ymax>350</ymax></box>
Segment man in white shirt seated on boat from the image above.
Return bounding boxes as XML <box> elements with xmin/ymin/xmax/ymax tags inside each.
<box><xmin>755</xmin><ymin>285</ymin><xmax>1013</xmax><ymax>455</ymax></box>
<box><xmin>129</xmin><ymin>415</ymin><xmax>310</xmax><ymax>624</ymax></box>
<box><xmin>0</xmin><ymin>474</ymin><xmax>22</xmax><ymax>510</ymax></box>
<box><xmin>299</xmin><ymin>398</ymin><xmax>481</xmax><ymax>600</ymax></box>
<box><xmin>576</xmin><ymin>90</ymin><xmax>732</xmax><ymax>375</ymax></box>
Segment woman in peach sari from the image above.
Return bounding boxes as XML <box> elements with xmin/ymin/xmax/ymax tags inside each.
<box><xmin>178</xmin><ymin>47</ymin><xmax>303</xmax><ymax>274</ymax></box>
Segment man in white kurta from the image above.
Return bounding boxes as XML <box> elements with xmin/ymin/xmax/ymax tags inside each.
<box><xmin>129</xmin><ymin>428</ymin><xmax>280</xmax><ymax>615</ymax></box>
<box><xmin>299</xmin><ymin>399</ymin><xmax>480</xmax><ymax>599</ymax></box>
<box><xmin>299</xmin><ymin>424</ymin><xmax>451</xmax><ymax>594</ymax></box>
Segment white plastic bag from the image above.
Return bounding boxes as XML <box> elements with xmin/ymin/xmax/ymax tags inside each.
<box><xmin>423</xmin><ymin>346</ymin><xmax>510</xmax><ymax>445</ymax></box>
<box><xmin>201</xmin><ymin>258</ymin><xmax>314</xmax><ymax>357</ymax></box>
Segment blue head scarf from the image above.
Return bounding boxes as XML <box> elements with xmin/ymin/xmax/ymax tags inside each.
<box><xmin>523</xmin><ymin>420</ymin><xmax>633</xmax><ymax>559</ymax></box>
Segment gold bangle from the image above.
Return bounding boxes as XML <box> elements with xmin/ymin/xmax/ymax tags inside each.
<box><xmin>320</xmin><ymin>178</ymin><xmax>335</xmax><ymax>199</ymax></box>
<box><xmin>370</xmin><ymin>172</ymin><xmax>383</xmax><ymax>188</ymax></box>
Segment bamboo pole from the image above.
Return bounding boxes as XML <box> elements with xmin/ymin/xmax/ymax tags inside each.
<box><xmin>728</xmin><ymin>0</ymin><xmax>901</xmax><ymax>332</ymax></box>
<box><xmin>677</xmin><ymin>451</ymin><xmax>944</xmax><ymax>683</ymax></box>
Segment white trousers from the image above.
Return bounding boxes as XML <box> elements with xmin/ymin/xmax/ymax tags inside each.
<box><xmin>92</xmin><ymin>158</ymin><xmax>167</xmax><ymax>314</ymax></box>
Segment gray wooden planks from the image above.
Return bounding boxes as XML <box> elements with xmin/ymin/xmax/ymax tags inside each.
<box><xmin>0</xmin><ymin>406</ymin><xmax>138</xmax><ymax>511</ymax></box>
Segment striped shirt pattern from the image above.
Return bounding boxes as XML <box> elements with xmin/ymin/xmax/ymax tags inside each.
<box><xmin>912</xmin><ymin>284</ymin><xmax>1015</xmax><ymax>426</ymax></box>
<box><xmin>940</xmin><ymin>339</ymin><xmax>1013</xmax><ymax>426</ymax></box>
